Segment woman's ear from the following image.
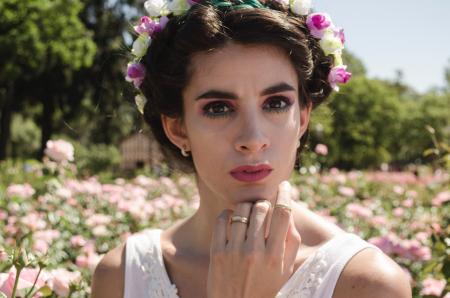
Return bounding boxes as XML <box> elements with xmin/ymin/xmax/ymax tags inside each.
<box><xmin>161</xmin><ymin>115</ymin><xmax>190</xmax><ymax>150</ymax></box>
<box><xmin>299</xmin><ymin>101</ymin><xmax>312</xmax><ymax>138</ymax></box>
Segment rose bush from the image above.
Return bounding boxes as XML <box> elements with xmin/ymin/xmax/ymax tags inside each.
<box><xmin>0</xmin><ymin>142</ymin><xmax>448</xmax><ymax>297</ymax></box>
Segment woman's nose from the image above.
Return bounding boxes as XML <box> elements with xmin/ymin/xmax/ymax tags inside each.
<box><xmin>234</xmin><ymin>115</ymin><xmax>270</xmax><ymax>154</ymax></box>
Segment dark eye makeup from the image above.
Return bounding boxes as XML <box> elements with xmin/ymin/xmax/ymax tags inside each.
<box><xmin>201</xmin><ymin>96</ymin><xmax>294</xmax><ymax>119</ymax></box>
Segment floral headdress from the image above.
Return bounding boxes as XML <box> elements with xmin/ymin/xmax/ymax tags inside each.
<box><xmin>126</xmin><ymin>0</ymin><xmax>352</xmax><ymax>114</ymax></box>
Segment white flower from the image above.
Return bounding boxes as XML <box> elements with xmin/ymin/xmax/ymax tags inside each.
<box><xmin>144</xmin><ymin>0</ymin><xmax>168</xmax><ymax>17</ymax></box>
<box><xmin>289</xmin><ymin>0</ymin><xmax>311</xmax><ymax>15</ymax></box>
<box><xmin>132</xmin><ymin>34</ymin><xmax>151</xmax><ymax>58</ymax></box>
<box><xmin>44</xmin><ymin>140</ymin><xmax>74</xmax><ymax>163</ymax></box>
<box><xmin>135</xmin><ymin>94</ymin><xmax>147</xmax><ymax>114</ymax></box>
<box><xmin>319</xmin><ymin>29</ymin><xmax>344</xmax><ymax>56</ymax></box>
<box><xmin>167</xmin><ymin>0</ymin><xmax>189</xmax><ymax>16</ymax></box>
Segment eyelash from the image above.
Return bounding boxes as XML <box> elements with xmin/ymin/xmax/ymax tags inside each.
<box><xmin>201</xmin><ymin>96</ymin><xmax>293</xmax><ymax>119</ymax></box>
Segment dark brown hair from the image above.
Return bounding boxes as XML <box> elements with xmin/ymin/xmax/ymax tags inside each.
<box><xmin>139</xmin><ymin>0</ymin><xmax>334</xmax><ymax>174</ymax></box>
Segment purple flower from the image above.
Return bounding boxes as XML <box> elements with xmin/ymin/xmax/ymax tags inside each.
<box><xmin>187</xmin><ymin>0</ymin><xmax>201</xmax><ymax>6</ymax></box>
<box><xmin>126</xmin><ymin>63</ymin><xmax>146</xmax><ymax>88</ymax></box>
<box><xmin>134</xmin><ymin>16</ymin><xmax>160</xmax><ymax>36</ymax></box>
<box><xmin>333</xmin><ymin>27</ymin><xmax>345</xmax><ymax>44</ymax></box>
<box><xmin>306</xmin><ymin>12</ymin><xmax>333</xmax><ymax>38</ymax></box>
<box><xmin>158</xmin><ymin>16</ymin><xmax>169</xmax><ymax>31</ymax></box>
<box><xmin>328</xmin><ymin>65</ymin><xmax>352</xmax><ymax>92</ymax></box>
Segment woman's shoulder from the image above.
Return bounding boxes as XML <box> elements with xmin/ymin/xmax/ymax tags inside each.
<box><xmin>91</xmin><ymin>242</ymin><xmax>126</xmax><ymax>298</ymax></box>
<box><xmin>332</xmin><ymin>245</ymin><xmax>412</xmax><ymax>298</ymax></box>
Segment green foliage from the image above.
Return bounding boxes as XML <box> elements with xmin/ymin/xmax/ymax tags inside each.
<box><xmin>327</xmin><ymin>77</ymin><xmax>402</xmax><ymax>169</ymax></box>
<box><xmin>393</xmin><ymin>91</ymin><xmax>450</xmax><ymax>165</ymax></box>
<box><xmin>9</xmin><ymin>114</ymin><xmax>41</xmax><ymax>158</ymax></box>
<box><xmin>0</xmin><ymin>0</ymin><xmax>96</xmax><ymax>81</ymax></box>
<box><xmin>71</xmin><ymin>141</ymin><xmax>122</xmax><ymax>177</ymax></box>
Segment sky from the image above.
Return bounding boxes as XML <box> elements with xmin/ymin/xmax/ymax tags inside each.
<box><xmin>314</xmin><ymin>0</ymin><xmax>450</xmax><ymax>93</ymax></box>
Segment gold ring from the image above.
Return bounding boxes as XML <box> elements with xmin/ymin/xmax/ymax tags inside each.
<box><xmin>275</xmin><ymin>203</ymin><xmax>291</xmax><ymax>211</ymax></box>
<box><xmin>231</xmin><ymin>215</ymin><xmax>249</xmax><ymax>224</ymax></box>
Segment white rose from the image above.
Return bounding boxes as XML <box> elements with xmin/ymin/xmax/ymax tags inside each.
<box><xmin>132</xmin><ymin>34</ymin><xmax>151</xmax><ymax>58</ymax></box>
<box><xmin>319</xmin><ymin>29</ymin><xmax>344</xmax><ymax>56</ymax></box>
<box><xmin>144</xmin><ymin>0</ymin><xmax>168</xmax><ymax>17</ymax></box>
<box><xmin>289</xmin><ymin>0</ymin><xmax>311</xmax><ymax>15</ymax></box>
<box><xmin>167</xmin><ymin>0</ymin><xmax>188</xmax><ymax>16</ymax></box>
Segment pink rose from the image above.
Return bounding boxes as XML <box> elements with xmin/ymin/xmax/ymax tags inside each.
<box><xmin>345</xmin><ymin>203</ymin><xmax>373</xmax><ymax>219</ymax></box>
<box><xmin>328</xmin><ymin>65</ymin><xmax>352</xmax><ymax>91</ymax></box>
<box><xmin>134</xmin><ymin>16</ymin><xmax>164</xmax><ymax>36</ymax></box>
<box><xmin>306</xmin><ymin>12</ymin><xmax>333</xmax><ymax>38</ymax></box>
<box><xmin>44</xmin><ymin>139</ymin><xmax>74</xmax><ymax>163</ymax></box>
<box><xmin>420</xmin><ymin>277</ymin><xmax>446</xmax><ymax>297</ymax></box>
<box><xmin>126</xmin><ymin>62</ymin><xmax>146</xmax><ymax>88</ymax></box>
<box><xmin>338</xmin><ymin>186</ymin><xmax>355</xmax><ymax>197</ymax></box>
<box><xmin>314</xmin><ymin>143</ymin><xmax>328</xmax><ymax>155</ymax></box>
<box><xmin>48</xmin><ymin>269</ymin><xmax>81</xmax><ymax>297</ymax></box>
<box><xmin>6</xmin><ymin>183</ymin><xmax>35</xmax><ymax>199</ymax></box>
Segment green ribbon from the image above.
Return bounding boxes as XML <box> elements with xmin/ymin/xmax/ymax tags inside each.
<box><xmin>210</xmin><ymin>0</ymin><xmax>266</xmax><ymax>10</ymax></box>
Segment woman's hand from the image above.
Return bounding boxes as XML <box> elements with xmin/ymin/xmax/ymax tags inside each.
<box><xmin>207</xmin><ymin>181</ymin><xmax>302</xmax><ymax>298</ymax></box>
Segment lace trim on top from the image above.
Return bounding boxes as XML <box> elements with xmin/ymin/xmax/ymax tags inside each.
<box><xmin>139</xmin><ymin>229</ymin><xmax>352</xmax><ymax>298</ymax></box>
<box><xmin>139</xmin><ymin>229</ymin><xmax>179</xmax><ymax>297</ymax></box>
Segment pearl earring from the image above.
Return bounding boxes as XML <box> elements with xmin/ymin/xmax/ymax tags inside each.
<box><xmin>181</xmin><ymin>146</ymin><xmax>190</xmax><ymax>157</ymax></box>
<box><xmin>296</xmin><ymin>139</ymin><xmax>301</xmax><ymax>149</ymax></box>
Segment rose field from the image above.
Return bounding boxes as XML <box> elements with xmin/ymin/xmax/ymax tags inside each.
<box><xmin>0</xmin><ymin>141</ymin><xmax>449</xmax><ymax>298</ymax></box>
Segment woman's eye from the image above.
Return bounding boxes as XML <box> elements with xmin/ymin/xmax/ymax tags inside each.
<box><xmin>202</xmin><ymin>102</ymin><xmax>233</xmax><ymax>118</ymax></box>
<box><xmin>264</xmin><ymin>96</ymin><xmax>293</xmax><ymax>113</ymax></box>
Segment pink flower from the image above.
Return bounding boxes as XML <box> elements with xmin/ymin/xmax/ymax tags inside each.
<box><xmin>420</xmin><ymin>277</ymin><xmax>446</xmax><ymax>297</ymax></box>
<box><xmin>346</xmin><ymin>203</ymin><xmax>373</xmax><ymax>219</ymax></box>
<box><xmin>401</xmin><ymin>198</ymin><xmax>414</xmax><ymax>208</ymax></box>
<box><xmin>333</xmin><ymin>27</ymin><xmax>345</xmax><ymax>44</ymax></box>
<box><xmin>368</xmin><ymin>235</ymin><xmax>394</xmax><ymax>255</ymax></box>
<box><xmin>338</xmin><ymin>186</ymin><xmax>355</xmax><ymax>197</ymax></box>
<box><xmin>70</xmin><ymin>235</ymin><xmax>87</xmax><ymax>247</ymax></box>
<box><xmin>431</xmin><ymin>190</ymin><xmax>450</xmax><ymax>206</ymax></box>
<box><xmin>44</xmin><ymin>139</ymin><xmax>74</xmax><ymax>163</ymax></box>
<box><xmin>306</xmin><ymin>13</ymin><xmax>333</xmax><ymax>38</ymax></box>
<box><xmin>48</xmin><ymin>269</ymin><xmax>81</xmax><ymax>297</ymax></box>
<box><xmin>369</xmin><ymin>215</ymin><xmax>387</xmax><ymax>227</ymax></box>
<box><xmin>125</xmin><ymin>62</ymin><xmax>146</xmax><ymax>88</ymax></box>
<box><xmin>6</xmin><ymin>183</ymin><xmax>35</xmax><ymax>199</ymax></box>
<box><xmin>314</xmin><ymin>143</ymin><xmax>328</xmax><ymax>156</ymax></box>
<box><xmin>76</xmin><ymin>253</ymin><xmax>103</xmax><ymax>273</ymax></box>
<box><xmin>0</xmin><ymin>268</ymin><xmax>50</xmax><ymax>297</ymax></box>
<box><xmin>393</xmin><ymin>207</ymin><xmax>405</xmax><ymax>217</ymax></box>
<box><xmin>328</xmin><ymin>65</ymin><xmax>352</xmax><ymax>91</ymax></box>
<box><xmin>134</xmin><ymin>16</ymin><xmax>158</xmax><ymax>35</ymax></box>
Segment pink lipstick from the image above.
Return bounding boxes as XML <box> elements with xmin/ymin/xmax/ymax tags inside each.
<box><xmin>230</xmin><ymin>164</ymin><xmax>273</xmax><ymax>183</ymax></box>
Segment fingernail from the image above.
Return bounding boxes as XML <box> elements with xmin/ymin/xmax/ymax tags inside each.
<box><xmin>256</xmin><ymin>199</ymin><xmax>272</xmax><ymax>208</ymax></box>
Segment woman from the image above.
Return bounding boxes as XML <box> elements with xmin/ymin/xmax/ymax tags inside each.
<box><xmin>92</xmin><ymin>0</ymin><xmax>412</xmax><ymax>297</ymax></box>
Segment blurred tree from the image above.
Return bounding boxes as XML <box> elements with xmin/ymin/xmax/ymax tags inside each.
<box><xmin>342</xmin><ymin>50</ymin><xmax>366</xmax><ymax>78</ymax></box>
<box><xmin>0</xmin><ymin>0</ymin><xmax>96</xmax><ymax>159</ymax></box>
<box><xmin>327</xmin><ymin>77</ymin><xmax>402</xmax><ymax>169</ymax></box>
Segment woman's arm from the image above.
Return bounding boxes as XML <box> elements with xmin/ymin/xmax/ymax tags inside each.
<box><xmin>91</xmin><ymin>243</ymin><xmax>126</xmax><ymax>298</ymax></box>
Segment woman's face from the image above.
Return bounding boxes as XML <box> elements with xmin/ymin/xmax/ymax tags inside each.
<box><xmin>165</xmin><ymin>42</ymin><xmax>311</xmax><ymax>206</ymax></box>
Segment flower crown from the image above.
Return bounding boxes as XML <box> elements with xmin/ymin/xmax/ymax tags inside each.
<box><xmin>126</xmin><ymin>0</ymin><xmax>352</xmax><ymax>114</ymax></box>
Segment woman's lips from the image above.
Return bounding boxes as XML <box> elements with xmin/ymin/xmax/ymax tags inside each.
<box><xmin>229</xmin><ymin>164</ymin><xmax>273</xmax><ymax>183</ymax></box>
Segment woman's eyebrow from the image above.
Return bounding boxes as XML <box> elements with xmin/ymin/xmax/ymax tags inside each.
<box><xmin>194</xmin><ymin>82</ymin><xmax>296</xmax><ymax>101</ymax></box>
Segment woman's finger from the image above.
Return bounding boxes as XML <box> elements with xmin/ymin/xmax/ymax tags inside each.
<box><xmin>283</xmin><ymin>213</ymin><xmax>302</xmax><ymax>276</ymax></box>
<box><xmin>228</xmin><ymin>202</ymin><xmax>252</xmax><ymax>249</ymax></box>
<box><xmin>266</xmin><ymin>181</ymin><xmax>292</xmax><ymax>258</ymax></box>
<box><xmin>211</xmin><ymin>209</ymin><xmax>233</xmax><ymax>253</ymax></box>
<box><xmin>246</xmin><ymin>200</ymin><xmax>271</xmax><ymax>248</ymax></box>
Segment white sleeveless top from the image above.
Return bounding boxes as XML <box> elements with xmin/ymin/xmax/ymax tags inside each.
<box><xmin>124</xmin><ymin>229</ymin><xmax>382</xmax><ymax>298</ymax></box>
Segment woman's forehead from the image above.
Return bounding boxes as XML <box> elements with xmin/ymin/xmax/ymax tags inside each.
<box><xmin>185</xmin><ymin>42</ymin><xmax>299</xmax><ymax>96</ymax></box>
